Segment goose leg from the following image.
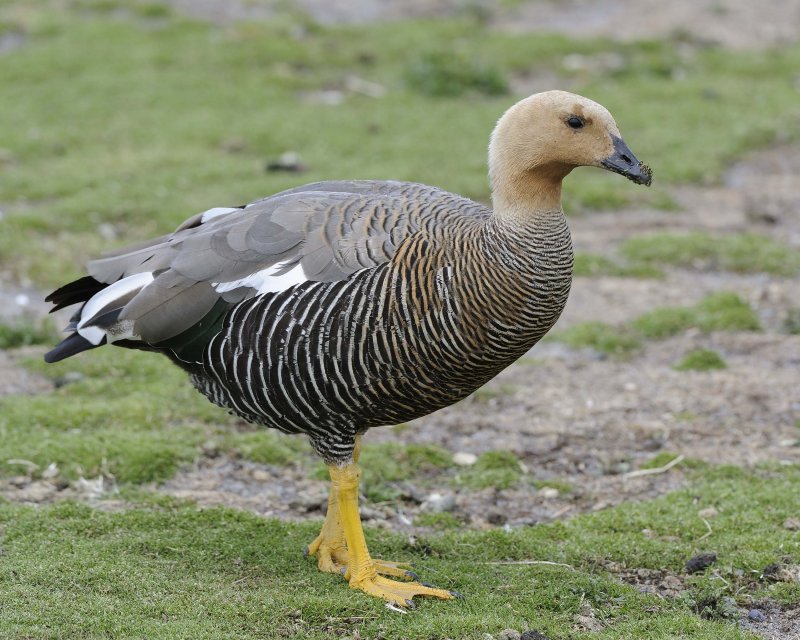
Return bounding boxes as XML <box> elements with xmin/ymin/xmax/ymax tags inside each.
<box><xmin>306</xmin><ymin>436</ymin><xmax>418</xmax><ymax>579</ymax></box>
<box><xmin>331</xmin><ymin>462</ymin><xmax>455</xmax><ymax>607</ymax></box>
<box><xmin>305</xmin><ymin>481</ymin><xmax>349</xmax><ymax>573</ymax></box>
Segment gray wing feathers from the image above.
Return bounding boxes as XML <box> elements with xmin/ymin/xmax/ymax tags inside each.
<box><xmin>84</xmin><ymin>181</ymin><xmax>442</xmax><ymax>343</ymax></box>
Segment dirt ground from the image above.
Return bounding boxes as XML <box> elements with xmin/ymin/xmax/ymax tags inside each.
<box><xmin>2</xmin><ymin>1</ymin><xmax>799</xmax><ymax>636</ymax></box>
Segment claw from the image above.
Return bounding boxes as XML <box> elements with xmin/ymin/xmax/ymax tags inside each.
<box><xmin>449</xmin><ymin>590</ymin><xmax>465</xmax><ymax>599</ymax></box>
<box><xmin>303</xmin><ymin>546</ymin><xmax>310</xmax><ymax>559</ymax></box>
<box><xmin>405</xmin><ymin>570</ymin><xmax>420</xmax><ymax>581</ymax></box>
<box><xmin>404</xmin><ymin>599</ymin><xmax>416</xmax><ymax>609</ymax></box>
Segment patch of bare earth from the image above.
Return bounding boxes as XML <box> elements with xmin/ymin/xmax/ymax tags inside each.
<box><xmin>162</xmin><ymin>0</ymin><xmax>800</xmax><ymax>50</ymax></box>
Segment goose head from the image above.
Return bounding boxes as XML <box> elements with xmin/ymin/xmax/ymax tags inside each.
<box><xmin>489</xmin><ymin>90</ymin><xmax>652</xmax><ymax>212</ymax></box>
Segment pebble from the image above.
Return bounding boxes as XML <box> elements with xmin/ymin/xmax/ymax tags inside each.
<box><xmin>498</xmin><ymin>630</ymin><xmax>521</xmax><ymax>640</ymax></box>
<box><xmin>538</xmin><ymin>487</ymin><xmax>559</xmax><ymax>500</ymax></box>
<box><xmin>747</xmin><ymin>609</ymin><xmax>766</xmax><ymax>622</ymax></box>
<box><xmin>783</xmin><ymin>517</ymin><xmax>800</xmax><ymax>530</ymax></box>
<box><xmin>685</xmin><ymin>552</ymin><xmax>717</xmax><ymax>574</ymax></box>
<box><xmin>251</xmin><ymin>469</ymin><xmax>271</xmax><ymax>482</ymax></box>
<box><xmin>520</xmin><ymin>632</ymin><xmax>550</xmax><ymax>640</ymax></box>
<box><xmin>453</xmin><ymin>452</ymin><xmax>477</xmax><ymax>466</ymax></box>
<box><xmin>421</xmin><ymin>491</ymin><xmax>456</xmax><ymax>513</ymax></box>
<box><xmin>697</xmin><ymin>507</ymin><xmax>719</xmax><ymax>518</ymax></box>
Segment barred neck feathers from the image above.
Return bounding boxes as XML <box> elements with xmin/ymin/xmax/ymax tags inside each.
<box><xmin>487</xmin><ymin>90</ymin><xmax>621</xmax><ymax>219</ymax></box>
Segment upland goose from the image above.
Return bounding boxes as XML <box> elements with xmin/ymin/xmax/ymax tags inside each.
<box><xmin>45</xmin><ymin>90</ymin><xmax>651</xmax><ymax>606</ymax></box>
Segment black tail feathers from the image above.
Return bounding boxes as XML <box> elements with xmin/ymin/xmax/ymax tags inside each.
<box><xmin>44</xmin><ymin>332</ymin><xmax>104</xmax><ymax>363</ymax></box>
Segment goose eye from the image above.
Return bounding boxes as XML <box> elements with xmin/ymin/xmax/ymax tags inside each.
<box><xmin>566</xmin><ymin>116</ymin><xmax>584</xmax><ymax>130</ymax></box>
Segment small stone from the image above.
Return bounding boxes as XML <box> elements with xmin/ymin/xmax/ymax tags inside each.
<box><xmin>747</xmin><ymin>609</ymin><xmax>766</xmax><ymax>622</ymax></box>
<box><xmin>201</xmin><ymin>439</ymin><xmax>220</xmax><ymax>457</ymax></box>
<box><xmin>453</xmin><ymin>452</ymin><xmax>477</xmax><ymax>466</ymax></box>
<box><xmin>251</xmin><ymin>469</ymin><xmax>270</xmax><ymax>482</ymax></box>
<box><xmin>8</xmin><ymin>476</ymin><xmax>29</xmax><ymax>488</ymax></box>
<box><xmin>698</xmin><ymin>507</ymin><xmax>719</xmax><ymax>519</ymax></box>
<box><xmin>538</xmin><ymin>487</ymin><xmax>559</xmax><ymax>500</ymax></box>
<box><xmin>265</xmin><ymin>151</ymin><xmax>306</xmax><ymax>173</ymax></box>
<box><xmin>422</xmin><ymin>492</ymin><xmax>456</xmax><ymax>513</ymax></box>
<box><xmin>17</xmin><ymin>480</ymin><xmax>54</xmax><ymax>503</ymax></box>
<box><xmin>41</xmin><ymin>462</ymin><xmax>59</xmax><ymax>480</ymax></box>
<box><xmin>520</xmin><ymin>632</ymin><xmax>550</xmax><ymax>640</ymax></box>
<box><xmin>783</xmin><ymin>517</ymin><xmax>800</xmax><ymax>530</ymax></box>
<box><xmin>685</xmin><ymin>552</ymin><xmax>717</xmax><ymax>574</ymax></box>
<box><xmin>661</xmin><ymin>575</ymin><xmax>683</xmax><ymax>591</ymax></box>
<box><xmin>487</xmin><ymin>511</ymin><xmax>507</xmax><ymax>525</ymax></box>
<box><xmin>574</xmin><ymin>614</ymin><xmax>604</xmax><ymax>631</ymax></box>
<box><xmin>498</xmin><ymin>630</ymin><xmax>521</xmax><ymax>640</ymax></box>
<box><xmin>762</xmin><ymin>562</ymin><xmax>800</xmax><ymax>583</ymax></box>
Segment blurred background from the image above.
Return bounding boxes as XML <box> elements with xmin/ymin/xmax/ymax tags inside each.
<box><xmin>1</xmin><ymin>0</ymin><xmax>800</xmax><ymax>557</ymax></box>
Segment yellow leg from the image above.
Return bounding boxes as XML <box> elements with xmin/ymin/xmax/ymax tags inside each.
<box><xmin>305</xmin><ymin>481</ymin><xmax>349</xmax><ymax>573</ymax></box>
<box><xmin>305</xmin><ymin>437</ymin><xmax>419</xmax><ymax>579</ymax></box>
<box><xmin>331</xmin><ymin>461</ymin><xmax>456</xmax><ymax>607</ymax></box>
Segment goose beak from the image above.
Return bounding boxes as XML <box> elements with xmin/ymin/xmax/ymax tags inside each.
<box><xmin>601</xmin><ymin>135</ymin><xmax>652</xmax><ymax>186</ymax></box>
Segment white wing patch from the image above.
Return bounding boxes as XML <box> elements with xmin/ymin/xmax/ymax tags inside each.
<box><xmin>200</xmin><ymin>207</ymin><xmax>240</xmax><ymax>223</ymax></box>
<box><xmin>77</xmin><ymin>272</ymin><xmax>155</xmax><ymax>344</ymax></box>
<box><xmin>213</xmin><ymin>262</ymin><xmax>308</xmax><ymax>295</ymax></box>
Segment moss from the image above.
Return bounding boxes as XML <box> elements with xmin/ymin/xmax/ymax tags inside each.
<box><xmin>674</xmin><ymin>349</ymin><xmax>727</xmax><ymax>372</ymax></box>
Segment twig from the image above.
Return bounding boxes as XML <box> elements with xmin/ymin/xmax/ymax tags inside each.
<box><xmin>485</xmin><ymin>560</ymin><xmax>576</xmax><ymax>571</ymax></box>
<box><xmin>624</xmin><ymin>454</ymin><xmax>685</xmax><ymax>479</ymax></box>
<box><xmin>696</xmin><ymin>517</ymin><xmax>713</xmax><ymax>542</ymax></box>
<box><xmin>549</xmin><ymin>505</ymin><xmax>573</xmax><ymax>519</ymax></box>
<box><xmin>384</xmin><ymin>603</ymin><xmax>408</xmax><ymax>614</ymax></box>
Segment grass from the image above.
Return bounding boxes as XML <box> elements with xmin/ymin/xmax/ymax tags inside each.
<box><xmin>620</xmin><ymin>232</ymin><xmax>800</xmax><ymax>276</ymax></box>
<box><xmin>2</xmin><ymin>465</ymin><xmax>798</xmax><ymax>638</ymax></box>
<box><xmin>452</xmin><ymin>450</ymin><xmax>524</xmax><ymax>490</ymax></box>
<box><xmin>0</xmin><ymin>349</ymin><xmax>313</xmax><ymax>483</ymax></box>
<box><xmin>633</xmin><ymin>292</ymin><xmax>761</xmax><ymax>338</ymax></box>
<box><xmin>551</xmin><ymin>292</ymin><xmax>760</xmax><ymax>356</ymax></box>
<box><xmin>0</xmin><ymin>316</ymin><xmax>58</xmax><ymax>349</ymax></box>
<box><xmin>573</xmin><ymin>253</ymin><xmax>664</xmax><ymax>278</ymax></box>
<box><xmin>3</xmin><ymin>5</ymin><xmax>800</xmax><ymax>284</ymax></box>
<box><xmin>547</xmin><ymin>322</ymin><xmax>643</xmax><ymax>357</ymax></box>
<box><xmin>674</xmin><ymin>349</ymin><xmax>727</xmax><ymax>372</ymax></box>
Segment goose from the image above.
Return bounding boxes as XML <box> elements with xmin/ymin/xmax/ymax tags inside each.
<box><xmin>45</xmin><ymin>90</ymin><xmax>651</xmax><ymax>606</ymax></box>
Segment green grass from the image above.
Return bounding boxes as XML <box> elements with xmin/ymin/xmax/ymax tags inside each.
<box><xmin>2</xmin><ymin>465</ymin><xmax>798</xmax><ymax>638</ymax></box>
<box><xmin>453</xmin><ymin>450</ymin><xmax>524</xmax><ymax>490</ymax></box>
<box><xmin>3</xmin><ymin>5</ymin><xmax>800</xmax><ymax>284</ymax></box>
<box><xmin>620</xmin><ymin>232</ymin><xmax>800</xmax><ymax>276</ymax></box>
<box><xmin>573</xmin><ymin>253</ymin><xmax>664</xmax><ymax>278</ymax></box>
<box><xmin>674</xmin><ymin>349</ymin><xmax>727</xmax><ymax>372</ymax></box>
<box><xmin>551</xmin><ymin>292</ymin><xmax>760</xmax><ymax>356</ymax></box>
<box><xmin>0</xmin><ymin>316</ymin><xmax>59</xmax><ymax>349</ymax></box>
<box><xmin>0</xmin><ymin>349</ymin><xmax>311</xmax><ymax>483</ymax></box>
<box><xmin>547</xmin><ymin>322</ymin><xmax>643</xmax><ymax>357</ymax></box>
<box><xmin>633</xmin><ymin>292</ymin><xmax>761</xmax><ymax>338</ymax></box>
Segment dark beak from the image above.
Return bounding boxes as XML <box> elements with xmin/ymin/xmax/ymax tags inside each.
<box><xmin>601</xmin><ymin>135</ymin><xmax>652</xmax><ymax>186</ymax></box>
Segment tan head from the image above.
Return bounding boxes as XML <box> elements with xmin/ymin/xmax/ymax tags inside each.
<box><xmin>489</xmin><ymin>90</ymin><xmax>651</xmax><ymax>212</ymax></box>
